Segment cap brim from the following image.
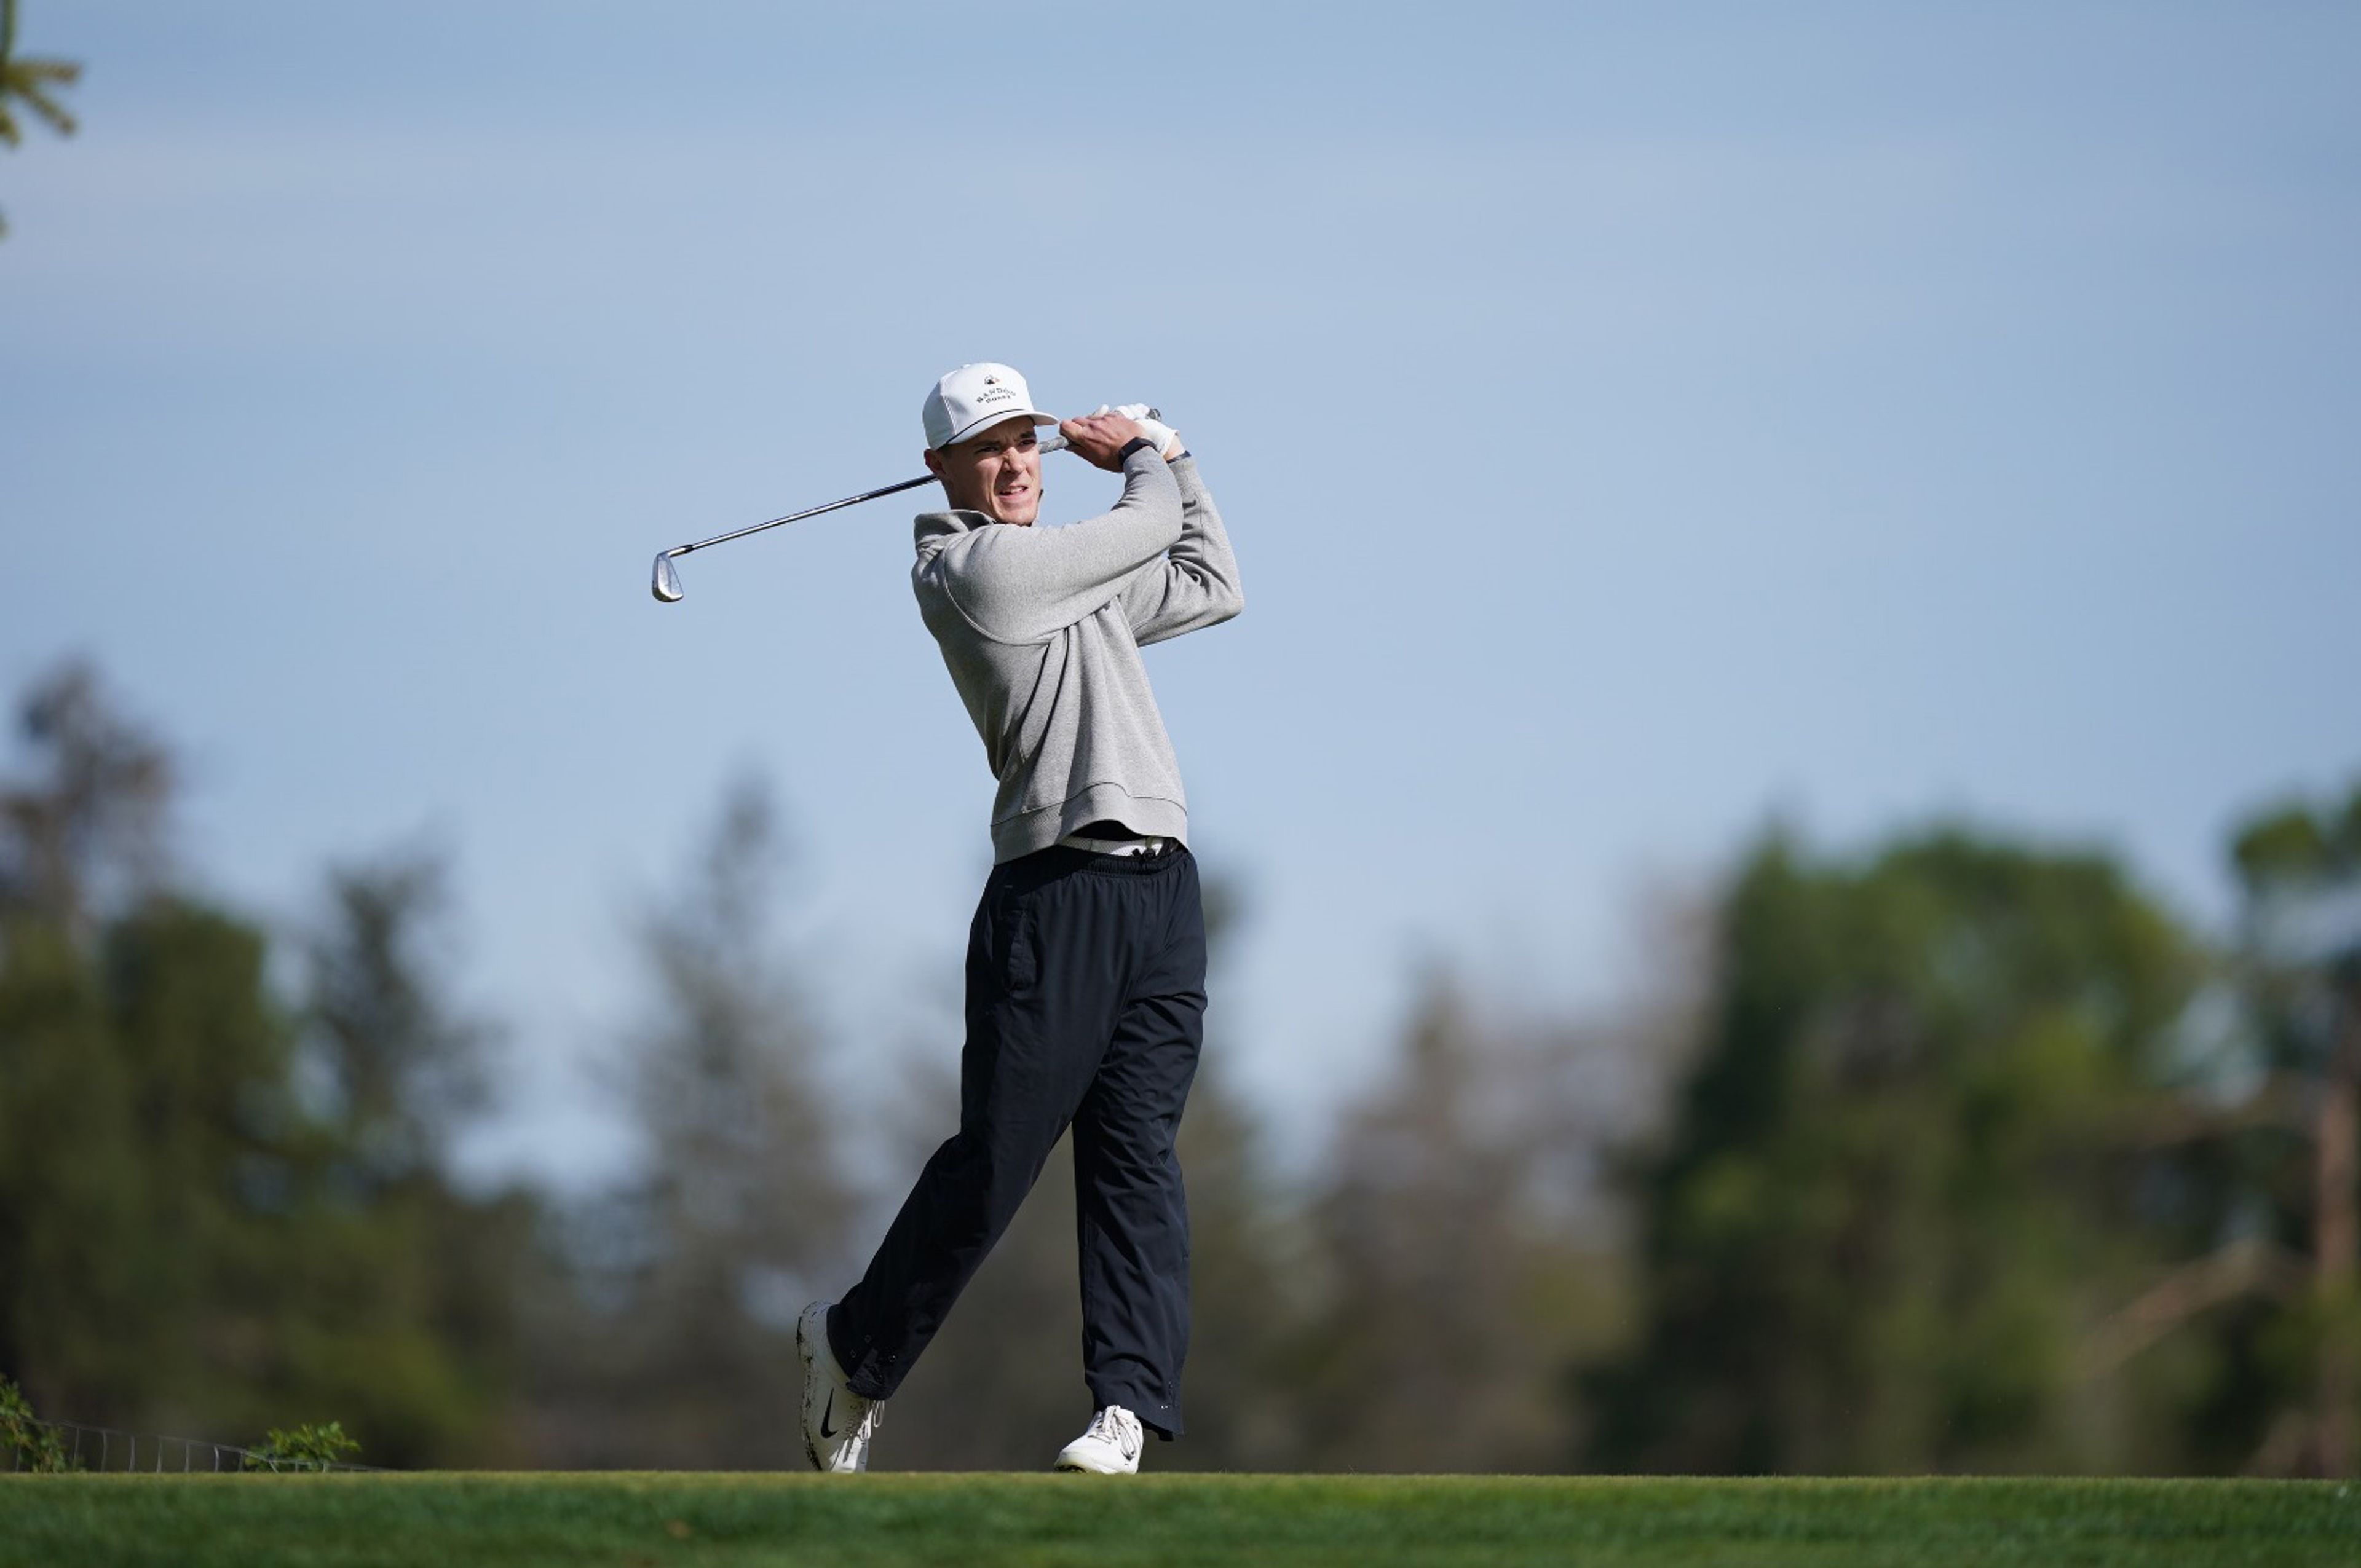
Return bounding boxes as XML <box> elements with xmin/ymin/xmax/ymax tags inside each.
<box><xmin>935</xmin><ymin>408</ymin><xmax>1060</xmax><ymax>450</ymax></box>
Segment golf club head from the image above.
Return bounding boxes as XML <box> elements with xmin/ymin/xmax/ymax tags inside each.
<box><xmin>651</xmin><ymin>551</ymin><xmax>684</xmax><ymax>602</ymax></box>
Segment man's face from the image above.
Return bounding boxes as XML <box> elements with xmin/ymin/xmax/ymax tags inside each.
<box><xmin>925</xmin><ymin>416</ymin><xmax>1045</xmax><ymax>526</ymax></box>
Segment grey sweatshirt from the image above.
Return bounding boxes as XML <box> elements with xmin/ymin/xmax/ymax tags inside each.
<box><xmin>912</xmin><ymin>446</ymin><xmax>1244</xmax><ymax>862</ymax></box>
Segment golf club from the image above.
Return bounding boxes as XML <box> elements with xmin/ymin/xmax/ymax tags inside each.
<box><xmin>649</xmin><ymin>414</ymin><xmax>1155</xmax><ymax>603</ymax></box>
<box><xmin>649</xmin><ymin>468</ymin><xmax>959</xmax><ymax>604</ymax></box>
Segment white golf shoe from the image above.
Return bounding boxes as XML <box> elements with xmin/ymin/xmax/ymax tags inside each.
<box><xmin>796</xmin><ymin>1301</ymin><xmax>882</xmax><ymax>1472</ymax></box>
<box><xmin>1054</xmin><ymin>1405</ymin><xmax>1144</xmax><ymax>1473</ymax></box>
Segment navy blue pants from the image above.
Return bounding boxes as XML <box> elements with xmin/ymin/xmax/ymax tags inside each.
<box><xmin>829</xmin><ymin>842</ymin><xmax>1206</xmax><ymax>1438</ymax></box>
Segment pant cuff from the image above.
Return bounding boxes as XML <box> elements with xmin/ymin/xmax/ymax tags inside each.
<box><xmin>826</xmin><ymin>1304</ymin><xmax>902</xmax><ymax>1401</ymax></box>
<box><xmin>1093</xmin><ymin>1384</ymin><xmax>1182</xmax><ymax>1441</ymax></box>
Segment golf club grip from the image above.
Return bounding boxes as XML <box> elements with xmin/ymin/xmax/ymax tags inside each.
<box><xmin>1039</xmin><ymin>407</ymin><xmax>1158</xmax><ymax>456</ymax></box>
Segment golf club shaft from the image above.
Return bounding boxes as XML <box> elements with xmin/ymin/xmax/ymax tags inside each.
<box><xmin>660</xmin><ymin>431</ymin><xmax>1080</xmax><ymax>561</ymax></box>
<box><xmin>663</xmin><ymin>474</ymin><xmax>930</xmax><ymax>561</ymax></box>
<box><xmin>650</xmin><ymin>416</ymin><xmax>1153</xmax><ymax>601</ymax></box>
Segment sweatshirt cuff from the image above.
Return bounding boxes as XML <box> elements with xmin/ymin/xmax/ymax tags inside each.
<box><xmin>1168</xmin><ymin>452</ymin><xmax>1206</xmax><ymax>503</ymax></box>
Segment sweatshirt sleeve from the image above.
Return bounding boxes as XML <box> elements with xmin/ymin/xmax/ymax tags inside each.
<box><xmin>935</xmin><ymin>447</ymin><xmax>1185</xmax><ymax>643</ymax></box>
<box><xmin>1118</xmin><ymin>454</ymin><xmax>1244</xmax><ymax>647</ymax></box>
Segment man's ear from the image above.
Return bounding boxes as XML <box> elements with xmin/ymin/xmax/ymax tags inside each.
<box><xmin>922</xmin><ymin>449</ymin><xmax>944</xmax><ymax>482</ymax></box>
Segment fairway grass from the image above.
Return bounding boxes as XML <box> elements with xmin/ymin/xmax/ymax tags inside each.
<box><xmin>2</xmin><ymin>1473</ymin><xmax>2355</xmax><ymax>1567</ymax></box>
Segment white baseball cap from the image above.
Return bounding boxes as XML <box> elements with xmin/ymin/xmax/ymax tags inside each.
<box><xmin>922</xmin><ymin>362</ymin><xmax>1059</xmax><ymax>451</ymax></box>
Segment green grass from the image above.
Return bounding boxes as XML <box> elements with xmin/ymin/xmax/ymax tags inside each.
<box><xmin>1</xmin><ymin>1473</ymin><xmax>2355</xmax><ymax>1567</ymax></box>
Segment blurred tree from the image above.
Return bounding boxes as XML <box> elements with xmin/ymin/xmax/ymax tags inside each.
<box><xmin>528</xmin><ymin>774</ymin><xmax>852</xmax><ymax>1467</ymax></box>
<box><xmin>285</xmin><ymin>845</ymin><xmax>532</xmax><ymax>1467</ymax></box>
<box><xmin>0</xmin><ymin>892</ymin><xmax>143</xmax><ymax>1420</ymax></box>
<box><xmin>0</xmin><ymin>664</ymin><xmax>208</xmax><ymax>1422</ymax></box>
<box><xmin>0</xmin><ymin>0</ymin><xmax>82</xmax><ymax>240</ymax></box>
<box><xmin>2115</xmin><ymin>784</ymin><xmax>2361</xmax><ymax>1476</ymax></box>
<box><xmin>1588</xmin><ymin>828</ymin><xmax>2201</xmax><ymax>1474</ymax></box>
<box><xmin>0</xmin><ymin>661</ymin><xmax>524</xmax><ymax>1466</ymax></box>
<box><xmin>1292</xmin><ymin>973</ymin><xmax>1626</xmax><ymax>1472</ymax></box>
<box><xmin>0</xmin><ymin>660</ymin><xmax>170</xmax><ymax>939</ymax></box>
<box><xmin>2227</xmin><ymin>784</ymin><xmax>2361</xmax><ymax>1476</ymax></box>
<box><xmin>304</xmin><ymin>849</ymin><xmax>496</xmax><ymax>1186</ymax></box>
<box><xmin>1168</xmin><ymin>874</ymin><xmax>1311</xmax><ymax>1470</ymax></box>
<box><xmin>1164</xmin><ymin>1044</ymin><xmax>1306</xmax><ymax>1468</ymax></box>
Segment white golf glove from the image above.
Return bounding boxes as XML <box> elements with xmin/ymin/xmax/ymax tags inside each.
<box><xmin>1093</xmin><ymin>403</ymin><xmax>1182</xmax><ymax>458</ymax></box>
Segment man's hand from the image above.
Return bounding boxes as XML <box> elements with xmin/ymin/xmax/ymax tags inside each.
<box><xmin>1058</xmin><ymin>412</ymin><xmax>1149</xmax><ymax>471</ymax></box>
<box><xmin>1101</xmin><ymin>404</ymin><xmax>1183</xmax><ymax>460</ymax></box>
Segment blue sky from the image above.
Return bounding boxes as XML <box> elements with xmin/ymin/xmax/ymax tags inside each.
<box><xmin>4</xmin><ymin>1</ymin><xmax>2356</xmax><ymax>1180</ymax></box>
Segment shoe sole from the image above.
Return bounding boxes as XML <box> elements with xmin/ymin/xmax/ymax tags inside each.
<box><xmin>1054</xmin><ymin>1452</ymin><xmax>1137</xmax><ymax>1474</ymax></box>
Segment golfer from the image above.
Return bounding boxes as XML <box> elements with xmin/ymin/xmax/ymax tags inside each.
<box><xmin>798</xmin><ymin>363</ymin><xmax>1243</xmax><ymax>1474</ymax></box>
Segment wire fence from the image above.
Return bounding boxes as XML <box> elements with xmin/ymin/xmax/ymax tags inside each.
<box><xmin>6</xmin><ymin>1418</ymin><xmax>386</xmax><ymax>1474</ymax></box>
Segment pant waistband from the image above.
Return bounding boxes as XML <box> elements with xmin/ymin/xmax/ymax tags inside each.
<box><xmin>1057</xmin><ymin>831</ymin><xmax>1179</xmax><ymax>857</ymax></box>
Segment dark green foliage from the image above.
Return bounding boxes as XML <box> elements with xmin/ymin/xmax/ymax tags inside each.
<box><xmin>0</xmin><ymin>663</ymin><xmax>525</xmax><ymax>1467</ymax></box>
<box><xmin>8</xmin><ymin>650</ymin><xmax>2353</xmax><ymax>1478</ymax></box>
<box><xmin>0</xmin><ymin>0</ymin><xmax>83</xmax><ymax>239</ymax></box>
<box><xmin>0</xmin><ymin>0</ymin><xmax>79</xmax><ymax>143</ymax></box>
<box><xmin>0</xmin><ymin>660</ymin><xmax>171</xmax><ymax>934</ymax></box>
<box><xmin>1</xmin><ymin>1373</ymin><xmax>74</xmax><ymax>1470</ymax></box>
<box><xmin>2232</xmin><ymin>790</ymin><xmax>2361</xmax><ymax>895</ymax></box>
<box><xmin>2182</xmin><ymin>781</ymin><xmax>2361</xmax><ymax>1476</ymax></box>
<box><xmin>306</xmin><ymin>851</ymin><xmax>496</xmax><ymax>1186</ymax></box>
<box><xmin>1591</xmin><ymin>828</ymin><xmax>2203</xmax><ymax>1473</ymax></box>
<box><xmin>241</xmin><ymin>1420</ymin><xmax>360</xmax><ymax>1473</ymax></box>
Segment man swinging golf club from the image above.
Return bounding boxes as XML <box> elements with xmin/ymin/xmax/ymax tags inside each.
<box><xmin>797</xmin><ymin>363</ymin><xmax>1243</xmax><ymax>1474</ymax></box>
